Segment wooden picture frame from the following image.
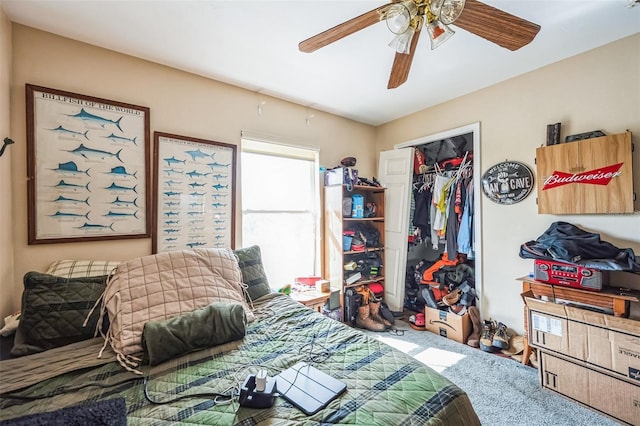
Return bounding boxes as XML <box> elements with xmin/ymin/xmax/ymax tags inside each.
<box><xmin>26</xmin><ymin>84</ymin><xmax>151</xmax><ymax>244</ymax></box>
<box><xmin>152</xmin><ymin>132</ymin><xmax>236</xmax><ymax>253</ymax></box>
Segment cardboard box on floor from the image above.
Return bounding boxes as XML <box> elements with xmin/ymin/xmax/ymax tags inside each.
<box><xmin>539</xmin><ymin>351</ymin><xmax>640</xmax><ymax>425</ymax></box>
<box><xmin>424</xmin><ymin>306</ymin><xmax>471</xmax><ymax>344</ymax></box>
<box><xmin>522</xmin><ymin>290</ymin><xmax>640</xmax><ymax>385</ymax></box>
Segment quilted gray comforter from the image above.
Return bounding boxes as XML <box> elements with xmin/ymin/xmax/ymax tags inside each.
<box><xmin>0</xmin><ymin>294</ymin><xmax>481</xmax><ymax>425</ymax></box>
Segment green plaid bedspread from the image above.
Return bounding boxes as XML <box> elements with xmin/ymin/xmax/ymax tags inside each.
<box><xmin>0</xmin><ymin>294</ymin><xmax>480</xmax><ymax>425</ymax></box>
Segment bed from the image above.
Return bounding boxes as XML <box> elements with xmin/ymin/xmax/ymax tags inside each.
<box><xmin>0</xmin><ymin>248</ymin><xmax>480</xmax><ymax>425</ymax></box>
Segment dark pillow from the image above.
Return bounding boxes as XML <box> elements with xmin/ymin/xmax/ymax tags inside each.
<box><xmin>10</xmin><ymin>272</ymin><xmax>109</xmax><ymax>357</ymax></box>
<box><xmin>233</xmin><ymin>246</ymin><xmax>271</xmax><ymax>302</ymax></box>
<box><xmin>142</xmin><ymin>302</ymin><xmax>246</xmax><ymax>366</ymax></box>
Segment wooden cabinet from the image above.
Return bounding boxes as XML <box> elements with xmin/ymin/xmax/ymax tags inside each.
<box><xmin>324</xmin><ymin>184</ymin><xmax>386</xmax><ymax>322</ymax></box>
<box><xmin>536</xmin><ymin>131</ymin><xmax>634</xmax><ymax>214</ymax></box>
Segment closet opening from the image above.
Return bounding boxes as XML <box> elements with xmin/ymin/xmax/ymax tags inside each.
<box><xmin>380</xmin><ymin>122</ymin><xmax>482</xmax><ymax>325</ymax></box>
<box><xmin>405</xmin><ymin>132</ymin><xmax>476</xmax><ymax>317</ymax></box>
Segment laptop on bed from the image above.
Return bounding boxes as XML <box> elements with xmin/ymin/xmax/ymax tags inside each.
<box><xmin>276</xmin><ymin>362</ymin><xmax>347</xmax><ymax>415</ymax></box>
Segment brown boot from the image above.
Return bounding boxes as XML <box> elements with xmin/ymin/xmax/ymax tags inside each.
<box><xmin>467</xmin><ymin>306</ymin><xmax>482</xmax><ymax>348</ymax></box>
<box><xmin>355</xmin><ymin>304</ymin><xmax>386</xmax><ymax>332</ymax></box>
<box><xmin>369</xmin><ymin>300</ymin><xmax>392</xmax><ymax>328</ymax></box>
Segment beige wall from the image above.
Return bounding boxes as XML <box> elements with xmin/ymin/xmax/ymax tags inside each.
<box><xmin>1</xmin><ymin>9</ymin><xmax>15</xmax><ymax>322</ymax></box>
<box><xmin>377</xmin><ymin>34</ymin><xmax>640</xmax><ymax>333</ymax></box>
<box><xmin>3</xmin><ymin>25</ymin><xmax>377</xmax><ymax>319</ymax></box>
<box><xmin>3</xmin><ymin>22</ymin><xmax>640</xmax><ymax>335</ymax></box>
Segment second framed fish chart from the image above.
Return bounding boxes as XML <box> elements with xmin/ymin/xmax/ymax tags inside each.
<box><xmin>26</xmin><ymin>84</ymin><xmax>150</xmax><ymax>244</ymax></box>
<box><xmin>152</xmin><ymin>132</ymin><xmax>236</xmax><ymax>254</ymax></box>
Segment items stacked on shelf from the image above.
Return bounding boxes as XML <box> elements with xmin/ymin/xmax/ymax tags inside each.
<box><xmin>324</xmin><ymin>183</ymin><xmax>386</xmax><ymax>323</ymax></box>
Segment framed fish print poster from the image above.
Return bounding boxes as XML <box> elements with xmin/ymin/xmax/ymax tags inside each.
<box><xmin>26</xmin><ymin>84</ymin><xmax>151</xmax><ymax>244</ymax></box>
<box><xmin>152</xmin><ymin>132</ymin><xmax>236</xmax><ymax>254</ymax></box>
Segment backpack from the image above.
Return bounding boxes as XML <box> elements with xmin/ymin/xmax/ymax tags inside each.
<box><xmin>343</xmin><ymin>288</ymin><xmax>362</xmax><ymax>325</ymax></box>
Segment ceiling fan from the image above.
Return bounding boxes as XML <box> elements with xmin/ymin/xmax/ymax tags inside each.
<box><xmin>299</xmin><ymin>0</ymin><xmax>541</xmax><ymax>89</ymax></box>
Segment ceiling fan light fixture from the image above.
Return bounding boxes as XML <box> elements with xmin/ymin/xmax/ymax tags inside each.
<box><xmin>427</xmin><ymin>20</ymin><xmax>455</xmax><ymax>50</ymax></box>
<box><xmin>439</xmin><ymin>0</ymin><xmax>466</xmax><ymax>24</ymax></box>
<box><xmin>429</xmin><ymin>0</ymin><xmax>444</xmax><ymax>17</ymax></box>
<box><xmin>385</xmin><ymin>1</ymin><xmax>418</xmax><ymax>35</ymax></box>
<box><xmin>388</xmin><ymin>26</ymin><xmax>415</xmax><ymax>54</ymax></box>
<box><xmin>299</xmin><ymin>0</ymin><xmax>541</xmax><ymax>88</ymax></box>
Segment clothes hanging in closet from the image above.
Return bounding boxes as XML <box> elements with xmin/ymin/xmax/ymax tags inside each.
<box><xmin>446</xmin><ymin>179</ymin><xmax>460</xmax><ymax>260</ymax></box>
<box><xmin>411</xmin><ymin>164</ymin><xmax>474</xmax><ymax>258</ymax></box>
<box><xmin>431</xmin><ymin>174</ymin><xmax>455</xmax><ymax>249</ymax></box>
<box><xmin>457</xmin><ymin>178</ymin><xmax>474</xmax><ymax>258</ymax></box>
<box><xmin>412</xmin><ymin>183</ymin><xmax>432</xmax><ymax>242</ymax></box>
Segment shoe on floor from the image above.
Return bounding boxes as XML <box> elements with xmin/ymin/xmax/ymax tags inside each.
<box><xmin>442</xmin><ymin>288</ymin><xmax>461</xmax><ymax>306</ymax></box>
<box><xmin>458</xmin><ymin>281</ymin><xmax>478</xmax><ymax>306</ymax></box>
<box><xmin>421</xmin><ymin>287</ymin><xmax>439</xmax><ymax>310</ymax></box>
<box><xmin>466</xmin><ymin>306</ymin><xmax>481</xmax><ymax>348</ymax></box>
<box><xmin>355</xmin><ymin>304</ymin><xmax>386</xmax><ymax>332</ymax></box>
<box><xmin>479</xmin><ymin>320</ymin><xmax>498</xmax><ymax>353</ymax></box>
<box><xmin>492</xmin><ymin>322</ymin><xmax>510</xmax><ymax>349</ymax></box>
<box><xmin>448</xmin><ymin>304</ymin><xmax>467</xmax><ymax>316</ymax></box>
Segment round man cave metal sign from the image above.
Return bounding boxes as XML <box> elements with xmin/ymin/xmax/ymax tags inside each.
<box><xmin>481</xmin><ymin>161</ymin><xmax>534</xmax><ymax>205</ymax></box>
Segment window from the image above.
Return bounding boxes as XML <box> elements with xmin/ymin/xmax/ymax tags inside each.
<box><xmin>240</xmin><ymin>137</ymin><xmax>320</xmax><ymax>288</ymax></box>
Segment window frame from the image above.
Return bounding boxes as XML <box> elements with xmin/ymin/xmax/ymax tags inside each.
<box><xmin>240</xmin><ymin>134</ymin><xmax>321</xmax><ymax>283</ymax></box>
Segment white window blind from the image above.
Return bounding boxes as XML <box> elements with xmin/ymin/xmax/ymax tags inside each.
<box><xmin>240</xmin><ymin>132</ymin><xmax>320</xmax><ymax>287</ymax></box>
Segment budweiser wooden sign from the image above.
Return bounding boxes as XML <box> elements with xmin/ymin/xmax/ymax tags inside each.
<box><xmin>535</xmin><ymin>132</ymin><xmax>633</xmax><ymax>214</ymax></box>
<box><xmin>542</xmin><ymin>163</ymin><xmax>623</xmax><ymax>190</ymax></box>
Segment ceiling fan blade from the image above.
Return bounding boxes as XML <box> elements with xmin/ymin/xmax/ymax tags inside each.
<box><xmin>387</xmin><ymin>30</ymin><xmax>420</xmax><ymax>89</ymax></box>
<box><xmin>453</xmin><ymin>0</ymin><xmax>540</xmax><ymax>51</ymax></box>
<box><xmin>299</xmin><ymin>3</ymin><xmax>396</xmax><ymax>53</ymax></box>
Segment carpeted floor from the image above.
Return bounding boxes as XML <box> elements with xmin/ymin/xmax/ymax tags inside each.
<box><xmin>361</xmin><ymin>319</ymin><xmax>620</xmax><ymax>426</ymax></box>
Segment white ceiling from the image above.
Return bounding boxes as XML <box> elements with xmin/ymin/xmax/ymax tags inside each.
<box><xmin>3</xmin><ymin>0</ymin><xmax>639</xmax><ymax>126</ymax></box>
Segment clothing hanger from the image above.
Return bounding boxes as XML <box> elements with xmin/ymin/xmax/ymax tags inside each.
<box><xmin>413</xmin><ymin>171</ymin><xmax>435</xmax><ymax>192</ymax></box>
<box><xmin>419</xmin><ymin>172</ymin><xmax>436</xmax><ymax>192</ymax></box>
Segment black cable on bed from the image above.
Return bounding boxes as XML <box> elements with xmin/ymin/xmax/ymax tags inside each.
<box><xmin>299</xmin><ymin>333</ymin><xmax>332</xmax><ymax>364</ymax></box>
<box><xmin>142</xmin><ymin>374</ymin><xmax>236</xmax><ymax>406</ymax></box>
<box><xmin>141</xmin><ymin>363</ymin><xmax>273</xmax><ymax>406</ymax></box>
<box><xmin>274</xmin><ymin>334</ymin><xmax>333</xmax><ymax>399</ymax></box>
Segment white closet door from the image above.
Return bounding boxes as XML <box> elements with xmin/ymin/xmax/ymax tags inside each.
<box><xmin>377</xmin><ymin>148</ymin><xmax>413</xmax><ymax>312</ymax></box>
